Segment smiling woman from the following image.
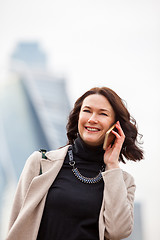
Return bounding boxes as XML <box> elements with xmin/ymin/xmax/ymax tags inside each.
<box><xmin>67</xmin><ymin>87</ymin><xmax>143</xmax><ymax>163</ymax></box>
<box><xmin>6</xmin><ymin>86</ymin><xmax>144</xmax><ymax>240</ymax></box>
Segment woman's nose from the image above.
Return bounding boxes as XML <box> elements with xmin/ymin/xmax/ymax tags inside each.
<box><xmin>87</xmin><ymin>114</ymin><xmax>98</xmax><ymax>124</ymax></box>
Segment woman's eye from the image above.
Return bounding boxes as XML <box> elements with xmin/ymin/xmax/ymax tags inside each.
<box><xmin>83</xmin><ymin>109</ymin><xmax>90</xmax><ymax>113</ymax></box>
<box><xmin>100</xmin><ymin>113</ymin><xmax>108</xmax><ymax>116</ymax></box>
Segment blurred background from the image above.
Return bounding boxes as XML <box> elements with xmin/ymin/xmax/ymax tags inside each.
<box><xmin>0</xmin><ymin>0</ymin><xmax>160</xmax><ymax>239</ymax></box>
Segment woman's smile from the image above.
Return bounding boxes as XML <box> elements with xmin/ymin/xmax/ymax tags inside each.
<box><xmin>85</xmin><ymin>126</ymin><xmax>101</xmax><ymax>132</ymax></box>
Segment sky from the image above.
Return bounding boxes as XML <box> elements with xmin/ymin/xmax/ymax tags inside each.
<box><xmin>0</xmin><ymin>0</ymin><xmax>160</xmax><ymax>239</ymax></box>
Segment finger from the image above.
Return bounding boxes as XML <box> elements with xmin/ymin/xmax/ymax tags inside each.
<box><xmin>112</xmin><ymin>130</ymin><xmax>120</xmax><ymax>138</ymax></box>
<box><xmin>105</xmin><ymin>144</ymin><xmax>112</xmax><ymax>152</ymax></box>
<box><xmin>115</xmin><ymin>121</ymin><xmax>125</xmax><ymax>138</ymax></box>
<box><xmin>111</xmin><ymin>127</ymin><xmax>125</xmax><ymax>147</ymax></box>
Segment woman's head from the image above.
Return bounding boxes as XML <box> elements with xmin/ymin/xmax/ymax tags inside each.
<box><xmin>78</xmin><ymin>94</ymin><xmax>115</xmax><ymax>147</ymax></box>
<box><xmin>66</xmin><ymin>87</ymin><xmax>143</xmax><ymax>162</ymax></box>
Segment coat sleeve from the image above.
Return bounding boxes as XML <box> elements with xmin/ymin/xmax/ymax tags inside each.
<box><xmin>101</xmin><ymin>168</ymin><xmax>136</xmax><ymax>240</ymax></box>
<box><xmin>7</xmin><ymin>151</ymin><xmax>41</xmax><ymax>232</ymax></box>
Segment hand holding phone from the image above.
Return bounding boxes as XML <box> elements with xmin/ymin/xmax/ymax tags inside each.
<box><xmin>103</xmin><ymin>123</ymin><xmax>116</xmax><ymax>150</ymax></box>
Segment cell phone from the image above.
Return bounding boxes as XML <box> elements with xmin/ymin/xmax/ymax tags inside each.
<box><xmin>103</xmin><ymin>123</ymin><xmax>116</xmax><ymax>150</ymax></box>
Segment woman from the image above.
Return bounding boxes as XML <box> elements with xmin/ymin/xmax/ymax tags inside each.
<box><xmin>6</xmin><ymin>87</ymin><xmax>143</xmax><ymax>240</ymax></box>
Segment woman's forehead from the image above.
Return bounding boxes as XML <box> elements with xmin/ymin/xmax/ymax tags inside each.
<box><xmin>82</xmin><ymin>94</ymin><xmax>112</xmax><ymax>109</ymax></box>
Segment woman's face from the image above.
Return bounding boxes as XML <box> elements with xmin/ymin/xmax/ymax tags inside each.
<box><xmin>78</xmin><ymin>94</ymin><xmax>115</xmax><ymax>146</ymax></box>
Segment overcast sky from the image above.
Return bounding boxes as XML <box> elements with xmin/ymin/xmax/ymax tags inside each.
<box><xmin>0</xmin><ymin>1</ymin><xmax>160</xmax><ymax>239</ymax></box>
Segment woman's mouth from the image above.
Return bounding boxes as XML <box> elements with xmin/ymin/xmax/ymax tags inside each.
<box><xmin>85</xmin><ymin>126</ymin><xmax>100</xmax><ymax>132</ymax></box>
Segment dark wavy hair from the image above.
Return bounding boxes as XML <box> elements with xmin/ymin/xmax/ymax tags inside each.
<box><xmin>66</xmin><ymin>87</ymin><xmax>144</xmax><ymax>163</ymax></box>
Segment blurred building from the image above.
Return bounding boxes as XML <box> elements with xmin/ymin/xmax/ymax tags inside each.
<box><xmin>11</xmin><ymin>42</ymin><xmax>47</xmax><ymax>70</ymax></box>
<box><xmin>0</xmin><ymin>42</ymin><xmax>70</xmax><ymax>239</ymax></box>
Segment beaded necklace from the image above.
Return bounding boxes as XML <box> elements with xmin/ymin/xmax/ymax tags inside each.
<box><xmin>68</xmin><ymin>147</ymin><xmax>105</xmax><ymax>184</ymax></box>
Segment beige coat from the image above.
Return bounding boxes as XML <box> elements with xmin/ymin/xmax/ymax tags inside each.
<box><xmin>6</xmin><ymin>145</ymin><xmax>136</xmax><ymax>240</ymax></box>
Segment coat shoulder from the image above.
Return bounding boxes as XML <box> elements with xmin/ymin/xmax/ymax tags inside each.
<box><xmin>20</xmin><ymin>151</ymin><xmax>42</xmax><ymax>178</ymax></box>
<box><xmin>45</xmin><ymin>145</ymin><xmax>70</xmax><ymax>161</ymax></box>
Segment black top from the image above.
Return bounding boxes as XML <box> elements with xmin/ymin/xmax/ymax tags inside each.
<box><xmin>37</xmin><ymin>137</ymin><xmax>105</xmax><ymax>240</ymax></box>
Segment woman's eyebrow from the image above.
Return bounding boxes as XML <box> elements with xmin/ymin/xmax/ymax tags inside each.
<box><xmin>83</xmin><ymin>106</ymin><xmax>91</xmax><ymax>109</ymax></box>
<box><xmin>83</xmin><ymin>106</ymin><xmax>111</xmax><ymax>113</ymax></box>
<box><xmin>99</xmin><ymin>108</ymin><xmax>111</xmax><ymax>113</ymax></box>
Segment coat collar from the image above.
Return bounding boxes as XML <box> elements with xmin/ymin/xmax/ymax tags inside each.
<box><xmin>45</xmin><ymin>145</ymin><xmax>70</xmax><ymax>161</ymax></box>
<box><xmin>39</xmin><ymin>145</ymin><xmax>70</xmax><ymax>174</ymax></box>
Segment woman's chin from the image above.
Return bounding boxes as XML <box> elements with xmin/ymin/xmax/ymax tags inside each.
<box><xmin>83</xmin><ymin>138</ymin><xmax>103</xmax><ymax>147</ymax></box>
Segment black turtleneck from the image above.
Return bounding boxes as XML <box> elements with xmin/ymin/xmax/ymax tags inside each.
<box><xmin>37</xmin><ymin>137</ymin><xmax>105</xmax><ymax>240</ymax></box>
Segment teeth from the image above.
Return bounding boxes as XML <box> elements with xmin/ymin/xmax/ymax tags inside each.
<box><xmin>86</xmin><ymin>127</ymin><xmax>99</xmax><ymax>132</ymax></box>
